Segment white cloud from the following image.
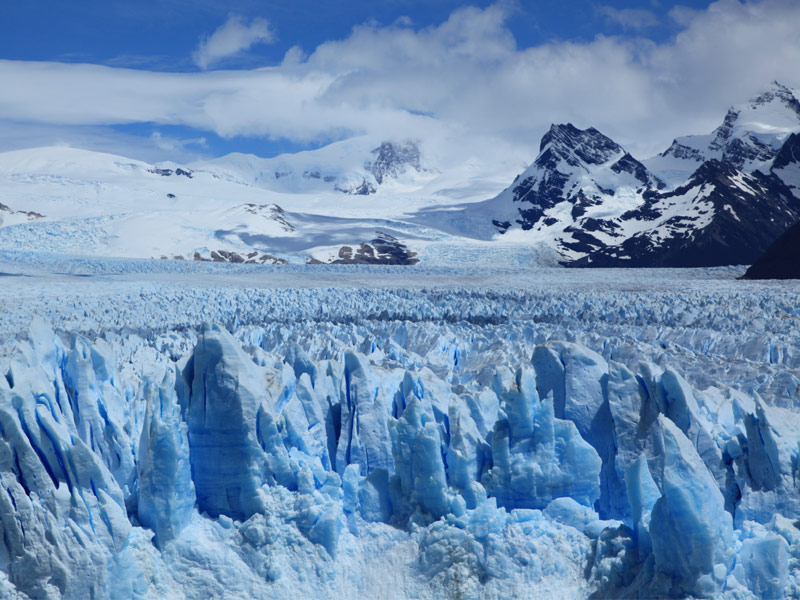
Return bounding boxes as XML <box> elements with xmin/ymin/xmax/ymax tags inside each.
<box><xmin>192</xmin><ymin>15</ymin><xmax>275</xmax><ymax>70</ymax></box>
<box><xmin>1</xmin><ymin>0</ymin><xmax>799</xmax><ymax>163</ymax></box>
<box><xmin>151</xmin><ymin>131</ymin><xmax>207</xmax><ymax>152</ymax></box>
<box><xmin>0</xmin><ymin>120</ymin><xmax>211</xmax><ymax>163</ymax></box>
<box><xmin>597</xmin><ymin>6</ymin><xmax>660</xmax><ymax>30</ymax></box>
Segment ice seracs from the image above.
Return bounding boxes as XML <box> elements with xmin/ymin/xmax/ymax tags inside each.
<box><xmin>1</xmin><ymin>298</ymin><xmax>799</xmax><ymax>598</ymax></box>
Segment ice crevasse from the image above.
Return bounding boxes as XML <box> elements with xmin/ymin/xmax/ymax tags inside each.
<box><xmin>0</xmin><ymin>320</ymin><xmax>798</xmax><ymax>599</ymax></box>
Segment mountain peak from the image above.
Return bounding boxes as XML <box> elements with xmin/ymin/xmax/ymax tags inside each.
<box><xmin>685</xmin><ymin>157</ymin><xmax>739</xmax><ymax>181</ymax></box>
<box><xmin>748</xmin><ymin>81</ymin><xmax>800</xmax><ymax>112</ymax></box>
<box><xmin>366</xmin><ymin>140</ymin><xmax>421</xmax><ymax>184</ymax></box>
<box><xmin>538</xmin><ymin>123</ymin><xmax>623</xmax><ymax>166</ymax></box>
<box><xmin>650</xmin><ymin>82</ymin><xmax>800</xmax><ymax>184</ymax></box>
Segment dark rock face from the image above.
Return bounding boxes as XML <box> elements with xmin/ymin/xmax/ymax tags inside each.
<box><xmin>538</xmin><ymin>124</ymin><xmax>621</xmax><ymax>166</ymax></box>
<box><xmin>659</xmin><ymin>140</ymin><xmax>704</xmax><ymax>163</ymax></box>
<box><xmin>366</xmin><ymin>141</ymin><xmax>421</xmax><ymax>184</ymax></box>
<box><xmin>708</xmin><ymin>108</ymin><xmax>740</xmax><ymax>153</ymax></box>
<box><xmin>148</xmin><ymin>167</ymin><xmax>193</xmax><ymax>178</ymax></box>
<box><xmin>722</xmin><ymin>135</ymin><xmax>775</xmax><ymax>169</ymax></box>
<box><xmin>326</xmin><ymin>233</ymin><xmax>419</xmax><ymax>265</ymax></box>
<box><xmin>742</xmin><ymin>220</ymin><xmax>800</xmax><ymax>279</ymax></box>
<box><xmin>191</xmin><ymin>250</ymin><xmax>287</xmax><ymax>265</ymax></box>
<box><xmin>772</xmin><ymin>132</ymin><xmax>800</xmax><ymax>171</ymax></box>
<box><xmin>611</xmin><ymin>153</ymin><xmax>662</xmax><ymax>187</ymax></box>
<box><xmin>335</xmin><ymin>178</ymin><xmax>377</xmax><ymax>196</ymax></box>
<box><xmin>0</xmin><ymin>202</ymin><xmax>43</xmax><ymax>220</ymax></box>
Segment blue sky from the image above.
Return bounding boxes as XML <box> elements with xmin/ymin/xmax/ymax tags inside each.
<box><xmin>2</xmin><ymin>1</ymin><xmax>714</xmax><ymax>67</ymax></box>
<box><xmin>0</xmin><ymin>1</ymin><xmax>798</xmax><ymax>162</ymax></box>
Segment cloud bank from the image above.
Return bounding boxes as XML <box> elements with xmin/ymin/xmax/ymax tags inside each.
<box><xmin>0</xmin><ymin>0</ymin><xmax>799</xmax><ymax>162</ymax></box>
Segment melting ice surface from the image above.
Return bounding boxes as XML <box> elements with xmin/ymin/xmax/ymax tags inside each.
<box><xmin>0</xmin><ymin>254</ymin><xmax>798</xmax><ymax>599</ymax></box>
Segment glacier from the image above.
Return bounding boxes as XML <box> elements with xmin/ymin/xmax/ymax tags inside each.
<box><xmin>0</xmin><ymin>257</ymin><xmax>798</xmax><ymax>599</ymax></box>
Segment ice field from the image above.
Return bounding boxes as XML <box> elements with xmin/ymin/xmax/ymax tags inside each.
<box><xmin>0</xmin><ymin>252</ymin><xmax>798</xmax><ymax>599</ymax></box>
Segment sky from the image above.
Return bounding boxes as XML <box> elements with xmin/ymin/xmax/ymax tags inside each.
<box><xmin>1</xmin><ymin>0</ymin><xmax>799</xmax><ymax>164</ymax></box>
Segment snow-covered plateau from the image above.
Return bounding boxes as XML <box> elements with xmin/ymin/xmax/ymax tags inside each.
<box><xmin>0</xmin><ymin>254</ymin><xmax>798</xmax><ymax>599</ymax></box>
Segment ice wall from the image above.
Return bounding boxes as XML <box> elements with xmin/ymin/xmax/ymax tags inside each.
<box><xmin>0</xmin><ymin>318</ymin><xmax>798</xmax><ymax>599</ymax></box>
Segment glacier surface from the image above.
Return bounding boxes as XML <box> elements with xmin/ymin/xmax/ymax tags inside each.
<box><xmin>0</xmin><ymin>257</ymin><xmax>798</xmax><ymax>599</ymax></box>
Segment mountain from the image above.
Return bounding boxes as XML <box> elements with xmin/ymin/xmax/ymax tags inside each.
<box><xmin>474</xmin><ymin>124</ymin><xmax>665</xmax><ymax>254</ymax></box>
<box><xmin>204</xmin><ymin>138</ymin><xmax>426</xmax><ymax>196</ymax></box>
<box><xmin>645</xmin><ymin>81</ymin><xmax>800</xmax><ymax>186</ymax></box>
<box><xmin>771</xmin><ymin>131</ymin><xmax>800</xmax><ymax>197</ymax></box>
<box><xmin>476</xmin><ymin>83</ymin><xmax>800</xmax><ymax>267</ymax></box>
<box><xmin>365</xmin><ymin>141</ymin><xmax>423</xmax><ymax>185</ymax></box>
<box><xmin>572</xmin><ymin>159</ymin><xmax>800</xmax><ymax>267</ymax></box>
<box><xmin>742</xmin><ymin>219</ymin><xmax>800</xmax><ymax>279</ymax></box>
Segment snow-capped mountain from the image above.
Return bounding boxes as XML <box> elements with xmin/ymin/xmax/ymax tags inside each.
<box><xmin>203</xmin><ymin>138</ymin><xmax>427</xmax><ymax>196</ymax></box>
<box><xmin>473</xmin><ymin>123</ymin><xmax>665</xmax><ymax>250</ymax></box>
<box><xmin>478</xmin><ymin>83</ymin><xmax>800</xmax><ymax>267</ymax></box>
<box><xmin>646</xmin><ymin>81</ymin><xmax>800</xmax><ymax>185</ymax></box>
<box><xmin>572</xmin><ymin>159</ymin><xmax>800</xmax><ymax>267</ymax></box>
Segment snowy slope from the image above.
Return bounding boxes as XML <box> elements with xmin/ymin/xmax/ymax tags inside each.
<box><xmin>0</xmin><ymin>139</ymin><xmax>526</xmax><ymax>265</ymax></box>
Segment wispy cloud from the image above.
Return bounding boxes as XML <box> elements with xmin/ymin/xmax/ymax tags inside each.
<box><xmin>151</xmin><ymin>131</ymin><xmax>208</xmax><ymax>152</ymax></box>
<box><xmin>104</xmin><ymin>54</ymin><xmax>193</xmax><ymax>71</ymax></box>
<box><xmin>192</xmin><ymin>15</ymin><xmax>276</xmax><ymax>70</ymax></box>
<box><xmin>597</xmin><ymin>6</ymin><xmax>659</xmax><ymax>30</ymax></box>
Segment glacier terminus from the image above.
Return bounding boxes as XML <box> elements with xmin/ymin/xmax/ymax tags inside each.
<box><xmin>0</xmin><ymin>258</ymin><xmax>797</xmax><ymax>599</ymax></box>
